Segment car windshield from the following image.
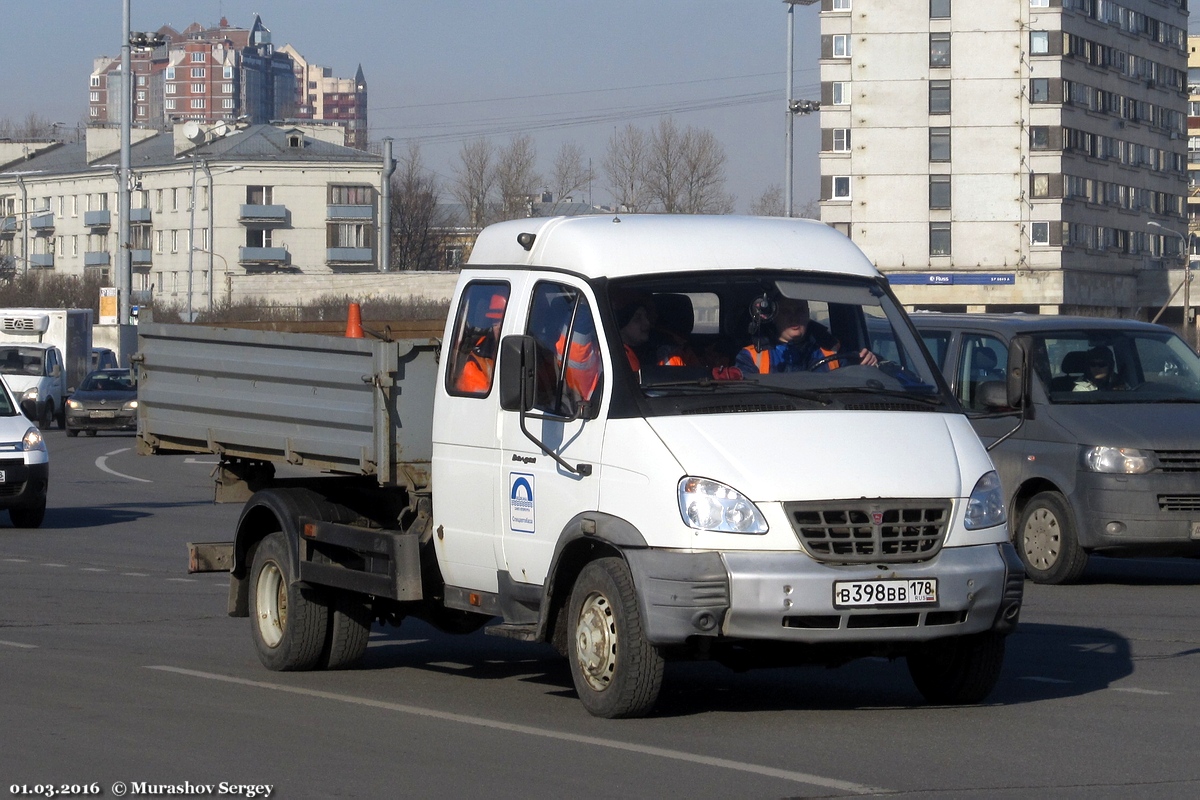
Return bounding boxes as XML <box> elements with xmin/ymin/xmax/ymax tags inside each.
<box><xmin>80</xmin><ymin>370</ymin><xmax>136</xmax><ymax>392</ymax></box>
<box><xmin>0</xmin><ymin>346</ymin><xmax>44</xmax><ymax>376</ymax></box>
<box><xmin>1034</xmin><ymin>329</ymin><xmax>1200</xmax><ymax>404</ymax></box>
<box><xmin>605</xmin><ymin>271</ymin><xmax>950</xmax><ymax>416</ymax></box>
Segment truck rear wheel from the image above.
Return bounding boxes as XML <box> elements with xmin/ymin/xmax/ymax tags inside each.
<box><xmin>567</xmin><ymin>557</ymin><xmax>664</xmax><ymax>719</ymax></box>
<box><xmin>1017</xmin><ymin>491</ymin><xmax>1087</xmax><ymax>585</ymax></box>
<box><xmin>907</xmin><ymin>631</ymin><xmax>1005</xmax><ymax>705</ymax></box>
<box><xmin>322</xmin><ymin>592</ymin><xmax>372</xmax><ymax>670</ymax></box>
<box><xmin>249</xmin><ymin>531</ymin><xmax>329</xmax><ymax>671</ymax></box>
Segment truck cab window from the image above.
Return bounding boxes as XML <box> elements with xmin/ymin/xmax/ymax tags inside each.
<box><xmin>526</xmin><ymin>282</ymin><xmax>603</xmax><ymax>417</ymax></box>
<box><xmin>446</xmin><ymin>281</ymin><xmax>509</xmax><ymax>397</ymax></box>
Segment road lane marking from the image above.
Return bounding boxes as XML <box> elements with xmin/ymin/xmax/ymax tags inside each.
<box><xmin>3</xmin><ymin>558</ymin><xmax>30</xmax><ymax>563</ymax></box>
<box><xmin>42</xmin><ymin>563</ymin><xmax>68</xmax><ymax>568</ymax></box>
<box><xmin>184</xmin><ymin>458</ymin><xmax>220</xmax><ymax>465</ymax></box>
<box><xmin>1112</xmin><ymin>687</ymin><xmax>1170</xmax><ymax>696</ymax></box>
<box><xmin>0</xmin><ymin>640</ymin><xmax>37</xmax><ymax>649</ymax></box>
<box><xmin>167</xmin><ymin>578</ymin><xmax>198</xmax><ymax>583</ymax></box>
<box><xmin>81</xmin><ymin>567</ymin><xmax>107</xmax><ymax>572</ymax></box>
<box><xmin>96</xmin><ymin>448</ymin><xmax>152</xmax><ymax>484</ymax></box>
<box><xmin>148</xmin><ymin>666</ymin><xmax>890</xmax><ymax>795</ymax></box>
<box><xmin>122</xmin><ymin>572</ymin><xmax>149</xmax><ymax>577</ymax></box>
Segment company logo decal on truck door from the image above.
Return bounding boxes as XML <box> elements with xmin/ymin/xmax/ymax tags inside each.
<box><xmin>509</xmin><ymin>473</ymin><xmax>535</xmax><ymax>533</ymax></box>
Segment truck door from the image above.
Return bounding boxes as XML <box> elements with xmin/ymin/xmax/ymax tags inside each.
<box><xmin>499</xmin><ymin>279</ymin><xmax>606</xmax><ymax>587</ymax></box>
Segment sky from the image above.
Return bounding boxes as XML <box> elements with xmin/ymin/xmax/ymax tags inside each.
<box><xmin>2</xmin><ymin>0</ymin><xmax>829</xmax><ymax>213</ymax></box>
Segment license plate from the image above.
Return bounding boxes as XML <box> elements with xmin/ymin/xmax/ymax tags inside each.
<box><xmin>833</xmin><ymin>578</ymin><xmax>938</xmax><ymax>608</ymax></box>
<box><xmin>90</xmin><ymin>410</ymin><xmax>116</xmax><ymax>418</ymax></box>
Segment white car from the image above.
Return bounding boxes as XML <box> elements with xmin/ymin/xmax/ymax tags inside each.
<box><xmin>0</xmin><ymin>375</ymin><xmax>49</xmax><ymax>527</ymax></box>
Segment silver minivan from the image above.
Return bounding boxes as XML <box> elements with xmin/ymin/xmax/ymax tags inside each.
<box><xmin>904</xmin><ymin>313</ymin><xmax>1200</xmax><ymax>584</ymax></box>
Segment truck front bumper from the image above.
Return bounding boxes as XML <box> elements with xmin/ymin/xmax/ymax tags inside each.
<box><xmin>625</xmin><ymin>543</ymin><xmax>1022</xmax><ymax>647</ymax></box>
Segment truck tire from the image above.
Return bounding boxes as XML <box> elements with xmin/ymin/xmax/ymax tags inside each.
<box><xmin>566</xmin><ymin>557</ymin><xmax>664</xmax><ymax>719</ymax></box>
<box><xmin>249</xmin><ymin>531</ymin><xmax>329</xmax><ymax>671</ymax></box>
<box><xmin>907</xmin><ymin>631</ymin><xmax>1006</xmax><ymax>705</ymax></box>
<box><xmin>1016</xmin><ymin>491</ymin><xmax>1087</xmax><ymax>585</ymax></box>
<box><xmin>55</xmin><ymin>403</ymin><xmax>65</xmax><ymax>430</ymax></box>
<box><xmin>9</xmin><ymin>503</ymin><xmax>46</xmax><ymax>528</ymax></box>
<box><xmin>322</xmin><ymin>592</ymin><xmax>372</xmax><ymax>670</ymax></box>
<box><xmin>37</xmin><ymin>401</ymin><xmax>53</xmax><ymax>431</ymax></box>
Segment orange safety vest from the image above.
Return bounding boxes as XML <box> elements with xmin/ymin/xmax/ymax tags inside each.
<box><xmin>740</xmin><ymin>343</ymin><xmax>839</xmax><ymax>374</ymax></box>
<box><xmin>624</xmin><ymin>343</ymin><xmax>641</xmax><ymax>372</ymax></box>
<box><xmin>558</xmin><ymin>332</ymin><xmax>602</xmax><ymax>401</ymax></box>
<box><xmin>455</xmin><ymin>351</ymin><xmax>493</xmax><ymax>393</ymax></box>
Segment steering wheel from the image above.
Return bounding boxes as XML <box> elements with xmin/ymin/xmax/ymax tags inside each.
<box><xmin>808</xmin><ymin>351</ymin><xmax>863</xmax><ymax>371</ymax></box>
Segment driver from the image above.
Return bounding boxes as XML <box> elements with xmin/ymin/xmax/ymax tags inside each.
<box><xmin>736</xmin><ymin>298</ymin><xmax>878</xmax><ymax>374</ymax></box>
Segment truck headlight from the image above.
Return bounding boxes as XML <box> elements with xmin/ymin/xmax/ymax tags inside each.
<box><xmin>964</xmin><ymin>471</ymin><xmax>1006</xmax><ymax>530</ymax></box>
<box><xmin>1081</xmin><ymin>446</ymin><xmax>1154</xmax><ymax>474</ymax></box>
<box><xmin>21</xmin><ymin>427</ymin><xmax>45</xmax><ymax>452</ymax></box>
<box><xmin>678</xmin><ymin>477</ymin><xmax>768</xmax><ymax>534</ymax></box>
<box><xmin>21</xmin><ymin>387</ymin><xmax>37</xmax><ymax>402</ymax></box>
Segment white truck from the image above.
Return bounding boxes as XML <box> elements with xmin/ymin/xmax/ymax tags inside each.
<box><xmin>139</xmin><ymin>215</ymin><xmax>1023</xmax><ymax>718</ymax></box>
<box><xmin>0</xmin><ymin>308</ymin><xmax>94</xmax><ymax>429</ymax></box>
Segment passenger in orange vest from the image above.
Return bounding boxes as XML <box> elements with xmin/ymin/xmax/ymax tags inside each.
<box><xmin>614</xmin><ymin>299</ymin><xmax>653</xmax><ymax>371</ymax></box>
<box><xmin>555</xmin><ymin>309</ymin><xmax>603</xmax><ymax>409</ymax></box>
<box><xmin>736</xmin><ymin>298</ymin><xmax>878</xmax><ymax>374</ymax></box>
<box><xmin>454</xmin><ymin>293</ymin><xmax>507</xmax><ymax>393</ymax></box>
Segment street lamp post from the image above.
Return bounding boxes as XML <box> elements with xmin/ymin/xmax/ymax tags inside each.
<box><xmin>1148</xmin><ymin>220</ymin><xmax>1193</xmax><ymax>347</ymax></box>
<box><xmin>784</xmin><ymin>1</ymin><xmax>821</xmax><ymax>218</ymax></box>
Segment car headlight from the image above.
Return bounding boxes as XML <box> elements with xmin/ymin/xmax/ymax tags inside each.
<box><xmin>123</xmin><ymin>399</ymin><xmax>139</xmax><ymax>411</ymax></box>
<box><xmin>21</xmin><ymin>427</ymin><xmax>45</xmax><ymax>452</ymax></box>
<box><xmin>66</xmin><ymin>398</ymin><xmax>82</xmax><ymax>410</ymax></box>
<box><xmin>964</xmin><ymin>470</ymin><xmax>1006</xmax><ymax>530</ymax></box>
<box><xmin>1081</xmin><ymin>446</ymin><xmax>1155</xmax><ymax>474</ymax></box>
<box><xmin>678</xmin><ymin>477</ymin><xmax>768</xmax><ymax>534</ymax></box>
<box><xmin>21</xmin><ymin>387</ymin><xmax>37</xmax><ymax>401</ymax></box>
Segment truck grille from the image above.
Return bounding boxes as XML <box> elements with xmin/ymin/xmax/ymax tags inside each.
<box><xmin>783</xmin><ymin>500</ymin><xmax>951</xmax><ymax>564</ymax></box>
<box><xmin>1156</xmin><ymin>451</ymin><xmax>1200</xmax><ymax>473</ymax></box>
<box><xmin>1157</xmin><ymin>494</ymin><xmax>1200</xmax><ymax>512</ymax></box>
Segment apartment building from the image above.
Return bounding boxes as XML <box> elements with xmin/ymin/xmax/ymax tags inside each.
<box><xmin>817</xmin><ymin>0</ymin><xmax>1189</xmax><ymax>319</ymax></box>
<box><xmin>279</xmin><ymin>45</ymin><xmax>369</xmax><ymax>151</ymax></box>
<box><xmin>0</xmin><ymin>123</ymin><xmax>384</xmax><ymax>313</ymax></box>
<box><xmin>1187</xmin><ymin>35</ymin><xmax>1200</xmax><ymax>239</ymax></box>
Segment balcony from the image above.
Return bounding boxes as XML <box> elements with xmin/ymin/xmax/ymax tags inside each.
<box><xmin>327</xmin><ymin>204</ymin><xmax>374</xmax><ymax>221</ymax></box>
<box><xmin>0</xmin><ymin>217</ymin><xmax>14</xmax><ymax>237</ymax></box>
<box><xmin>327</xmin><ymin>247</ymin><xmax>374</xmax><ymax>266</ymax></box>
<box><xmin>84</xmin><ymin>252</ymin><xmax>110</xmax><ymax>267</ymax></box>
<box><xmin>131</xmin><ymin>249</ymin><xmax>152</xmax><ymax>265</ymax></box>
<box><xmin>29</xmin><ymin>253</ymin><xmax>54</xmax><ymax>268</ymax></box>
<box><xmin>84</xmin><ymin>209</ymin><xmax>111</xmax><ymax>228</ymax></box>
<box><xmin>238</xmin><ymin>204</ymin><xmax>288</xmax><ymax>225</ymax></box>
<box><xmin>29</xmin><ymin>213</ymin><xmax>54</xmax><ymax>232</ymax></box>
<box><xmin>238</xmin><ymin>246</ymin><xmax>290</xmax><ymax>266</ymax></box>
<box><xmin>129</xmin><ymin>207</ymin><xmax>152</xmax><ymax>223</ymax></box>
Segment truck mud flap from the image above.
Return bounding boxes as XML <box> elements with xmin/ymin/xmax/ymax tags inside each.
<box><xmin>188</xmin><ymin>541</ymin><xmax>234</xmax><ymax>573</ymax></box>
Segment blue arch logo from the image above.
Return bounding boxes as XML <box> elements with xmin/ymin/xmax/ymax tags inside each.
<box><xmin>509</xmin><ymin>472</ymin><xmax>535</xmax><ymax>533</ymax></box>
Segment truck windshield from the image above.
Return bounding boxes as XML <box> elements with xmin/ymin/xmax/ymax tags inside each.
<box><xmin>1034</xmin><ymin>329</ymin><xmax>1200</xmax><ymax>404</ymax></box>
<box><xmin>0</xmin><ymin>346</ymin><xmax>44</xmax><ymax>376</ymax></box>
<box><xmin>606</xmin><ymin>272</ymin><xmax>950</xmax><ymax>415</ymax></box>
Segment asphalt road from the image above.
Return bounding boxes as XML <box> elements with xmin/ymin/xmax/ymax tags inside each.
<box><xmin>1</xmin><ymin>429</ymin><xmax>1199</xmax><ymax>799</ymax></box>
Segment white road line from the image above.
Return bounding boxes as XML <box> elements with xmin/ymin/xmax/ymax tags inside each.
<box><xmin>95</xmin><ymin>448</ymin><xmax>152</xmax><ymax>484</ymax></box>
<box><xmin>166</xmin><ymin>578</ymin><xmax>197</xmax><ymax>583</ymax></box>
<box><xmin>0</xmin><ymin>640</ymin><xmax>37</xmax><ymax>649</ymax></box>
<box><xmin>184</xmin><ymin>458</ymin><xmax>220</xmax><ymax>465</ymax></box>
<box><xmin>81</xmin><ymin>567</ymin><xmax>107</xmax><ymax>572</ymax></box>
<box><xmin>42</xmin><ymin>563</ymin><xmax>68</xmax><ymax>568</ymax></box>
<box><xmin>3</xmin><ymin>558</ymin><xmax>30</xmax><ymax>563</ymax></box>
<box><xmin>148</xmin><ymin>666</ymin><xmax>890</xmax><ymax>795</ymax></box>
<box><xmin>122</xmin><ymin>572</ymin><xmax>149</xmax><ymax>577</ymax></box>
<box><xmin>1112</xmin><ymin>687</ymin><xmax>1170</xmax><ymax>696</ymax></box>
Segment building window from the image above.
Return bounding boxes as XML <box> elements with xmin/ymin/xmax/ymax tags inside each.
<box><xmin>89</xmin><ymin>92</ymin><xmax>100</xmax><ymax>103</ymax></box>
<box><xmin>154</xmin><ymin>230</ymin><xmax>163</xmax><ymax>254</ymax></box>
<box><xmin>329</xmin><ymin>185</ymin><xmax>374</xmax><ymax>205</ymax></box>
<box><xmin>930</xmin><ymin>127</ymin><xmax>951</xmax><ymax>161</ymax></box>
<box><xmin>327</xmin><ymin>222</ymin><xmax>374</xmax><ymax>249</ymax></box>
<box><xmin>930</xmin><ymin>33</ymin><xmax>951</xmax><ymax>68</ymax></box>
<box><xmin>247</xmin><ymin>186</ymin><xmax>274</xmax><ymax>205</ymax></box>
<box><xmin>930</xmin><ymin>222</ymin><xmax>951</xmax><ymax>256</ymax></box>
<box><xmin>1031</xmin><ymin>222</ymin><xmax>1050</xmax><ymax>245</ymax></box>
<box><xmin>929</xmin><ymin>81</ymin><xmax>951</xmax><ymax>114</ymax></box>
<box><xmin>222</xmin><ymin>83</ymin><xmax>234</xmax><ymax>94</ymax></box>
<box><xmin>165</xmin><ymin>67</ymin><xmax>175</xmax><ymax>80</ymax></box>
<box><xmin>832</xmin><ymin>176</ymin><xmax>851</xmax><ymax>200</ymax></box>
<box><xmin>1030</xmin><ymin>31</ymin><xmax>1049</xmax><ymax>55</ymax></box>
<box><xmin>930</xmin><ymin>0</ymin><xmax>950</xmax><ymax>17</ymax></box>
<box><xmin>929</xmin><ymin>175</ymin><xmax>951</xmax><ymax>209</ymax></box>
<box><xmin>831</xmin><ymin>82</ymin><xmax>850</xmax><ymax>105</ymax></box>
<box><xmin>90</xmin><ymin>107</ymin><xmax>99</xmax><ymax>118</ymax></box>
<box><xmin>191</xmin><ymin>52</ymin><xmax>205</xmax><ymax>63</ymax></box>
<box><xmin>170</xmin><ymin>230</ymin><xmax>178</xmax><ymax>253</ymax></box>
<box><xmin>1030</xmin><ymin>126</ymin><xmax>1051</xmax><ymax>150</ymax></box>
<box><xmin>191</xmin><ymin>99</ymin><xmax>205</xmax><ymax>109</ymax></box>
<box><xmin>832</xmin><ymin>34</ymin><xmax>851</xmax><ymax>58</ymax></box>
<box><xmin>1030</xmin><ymin>0</ymin><xmax>1049</xmax><ymax>6</ymax></box>
<box><xmin>165</xmin><ymin>99</ymin><xmax>176</xmax><ymax>110</ymax></box>
<box><xmin>90</xmin><ymin>75</ymin><xmax>101</xmax><ymax>87</ymax></box>
<box><xmin>190</xmin><ymin>67</ymin><xmax>205</xmax><ymax>79</ymax></box>
<box><xmin>191</xmin><ymin>83</ymin><xmax>204</xmax><ymax>93</ymax></box>
<box><xmin>165</xmin><ymin>84</ymin><xmax>176</xmax><ymax>95</ymax></box>
<box><xmin>832</xmin><ymin>128</ymin><xmax>850</xmax><ymax>152</ymax></box>
<box><xmin>1031</xmin><ymin>173</ymin><xmax>1050</xmax><ymax>198</ymax></box>
<box><xmin>247</xmin><ymin>229</ymin><xmax>273</xmax><ymax>248</ymax></box>
<box><xmin>223</xmin><ymin>66</ymin><xmax>234</xmax><ymax>79</ymax></box>
<box><xmin>1030</xmin><ymin>78</ymin><xmax>1050</xmax><ymax>103</ymax></box>
<box><xmin>832</xmin><ymin>0</ymin><xmax>851</xmax><ymax>9</ymax></box>
<box><xmin>223</xmin><ymin>99</ymin><xmax>234</xmax><ymax>109</ymax></box>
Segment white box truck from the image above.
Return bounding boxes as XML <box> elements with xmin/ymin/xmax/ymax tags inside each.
<box><xmin>0</xmin><ymin>308</ymin><xmax>93</xmax><ymax>429</ymax></box>
<box><xmin>139</xmin><ymin>215</ymin><xmax>1023</xmax><ymax>718</ymax></box>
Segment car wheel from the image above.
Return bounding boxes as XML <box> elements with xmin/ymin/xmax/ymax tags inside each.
<box><xmin>249</xmin><ymin>531</ymin><xmax>329</xmax><ymax>671</ymax></box>
<box><xmin>66</xmin><ymin>428</ymin><xmax>79</xmax><ymax>438</ymax></box>
<box><xmin>85</xmin><ymin>430</ymin><xmax>97</xmax><ymax>437</ymax></box>
<box><xmin>907</xmin><ymin>631</ymin><xmax>1006</xmax><ymax>705</ymax></box>
<box><xmin>567</xmin><ymin>557</ymin><xmax>664</xmax><ymax>718</ymax></box>
<box><xmin>1016</xmin><ymin>491</ymin><xmax>1087</xmax><ymax>585</ymax></box>
<box><xmin>9</xmin><ymin>503</ymin><xmax>46</xmax><ymax>529</ymax></box>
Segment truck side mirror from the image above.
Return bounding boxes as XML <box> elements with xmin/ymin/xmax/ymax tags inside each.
<box><xmin>498</xmin><ymin>334</ymin><xmax>537</xmax><ymax>413</ymax></box>
<box><xmin>1006</xmin><ymin>336</ymin><xmax>1031</xmax><ymax>410</ymax></box>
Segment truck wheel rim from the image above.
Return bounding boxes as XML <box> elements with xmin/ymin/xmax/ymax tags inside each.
<box><xmin>1023</xmin><ymin>508</ymin><xmax>1060</xmax><ymax>570</ymax></box>
<box><xmin>575</xmin><ymin>591</ymin><xmax>617</xmax><ymax>692</ymax></box>
<box><xmin>256</xmin><ymin>562</ymin><xmax>287</xmax><ymax>648</ymax></box>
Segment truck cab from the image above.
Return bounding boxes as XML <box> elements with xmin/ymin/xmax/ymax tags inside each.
<box><xmin>0</xmin><ymin>342</ymin><xmax>66</xmax><ymax>429</ymax></box>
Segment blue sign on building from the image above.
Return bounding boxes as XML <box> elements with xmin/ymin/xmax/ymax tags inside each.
<box><xmin>887</xmin><ymin>273</ymin><xmax>1015</xmax><ymax>286</ymax></box>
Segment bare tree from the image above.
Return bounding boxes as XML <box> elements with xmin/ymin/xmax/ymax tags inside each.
<box><xmin>452</xmin><ymin>137</ymin><xmax>495</xmax><ymax>228</ymax></box>
<box><xmin>391</xmin><ymin>141</ymin><xmax>450</xmax><ymax>271</ymax></box>
<box><xmin>750</xmin><ymin>185</ymin><xmax>785</xmax><ymax>217</ymax></box>
<box><xmin>494</xmin><ymin>133</ymin><xmax>541</xmax><ymax>221</ymax></box>
<box><xmin>547</xmin><ymin>141</ymin><xmax>594</xmax><ymax>214</ymax></box>
<box><xmin>645</xmin><ymin>117</ymin><xmax>687</xmax><ymax>213</ymax></box>
<box><xmin>796</xmin><ymin>198</ymin><xmax>821</xmax><ymax>220</ymax></box>
<box><xmin>678</xmin><ymin>126</ymin><xmax>734</xmax><ymax>214</ymax></box>
<box><xmin>603</xmin><ymin>124</ymin><xmax>648</xmax><ymax>213</ymax></box>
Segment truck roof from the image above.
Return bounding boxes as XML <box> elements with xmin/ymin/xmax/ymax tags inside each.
<box><xmin>465</xmin><ymin>214</ymin><xmax>880</xmax><ymax>281</ymax></box>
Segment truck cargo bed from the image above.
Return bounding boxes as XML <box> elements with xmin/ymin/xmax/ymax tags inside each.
<box><xmin>136</xmin><ymin>323</ymin><xmax>439</xmax><ymax>486</ymax></box>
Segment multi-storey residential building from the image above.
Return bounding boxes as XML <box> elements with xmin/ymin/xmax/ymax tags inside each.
<box><xmin>1187</xmin><ymin>35</ymin><xmax>1200</xmax><ymax>240</ymax></box>
<box><xmin>816</xmin><ymin>0</ymin><xmax>1189</xmax><ymax>320</ymax></box>
<box><xmin>279</xmin><ymin>45</ymin><xmax>369</xmax><ymax>150</ymax></box>
<box><xmin>0</xmin><ymin>123</ymin><xmax>384</xmax><ymax>312</ymax></box>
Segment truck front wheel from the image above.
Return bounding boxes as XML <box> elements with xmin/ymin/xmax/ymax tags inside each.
<box><xmin>249</xmin><ymin>531</ymin><xmax>329</xmax><ymax>671</ymax></box>
<box><xmin>907</xmin><ymin>631</ymin><xmax>1006</xmax><ymax>705</ymax></box>
<box><xmin>567</xmin><ymin>557</ymin><xmax>664</xmax><ymax>719</ymax></box>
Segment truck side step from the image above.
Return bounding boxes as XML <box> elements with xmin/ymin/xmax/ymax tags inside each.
<box><xmin>484</xmin><ymin>623</ymin><xmax>539</xmax><ymax>642</ymax></box>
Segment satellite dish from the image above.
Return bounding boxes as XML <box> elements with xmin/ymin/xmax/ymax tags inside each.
<box><xmin>183</xmin><ymin>121</ymin><xmax>204</xmax><ymax>143</ymax></box>
<box><xmin>210</xmin><ymin>121</ymin><xmax>229</xmax><ymax>139</ymax></box>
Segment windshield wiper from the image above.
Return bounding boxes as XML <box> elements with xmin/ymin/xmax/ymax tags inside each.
<box><xmin>810</xmin><ymin>385</ymin><xmax>946</xmax><ymax>407</ymax></box>
<box><xmin>642</xmin><ymin>377</ymin><xmax>833</xmax><ymax>405</ymax></box>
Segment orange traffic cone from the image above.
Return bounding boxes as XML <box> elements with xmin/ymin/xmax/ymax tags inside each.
<box><xmin>345</xmin><ymin>302</ymin><xmax>364</xmax><ymax>338</ymax></box>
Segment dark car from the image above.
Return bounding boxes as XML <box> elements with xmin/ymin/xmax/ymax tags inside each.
<box><xmin>64</xmin><ymin>369</ymin><xmax>138</xmax><ymax>436</ymax></box>
<box><xmin>91</xmin><ymin>347</ymin><xmax>118</xmax><ymax>371</ymax></box>
<box><xmin>909</xmin><ymin>312</ymin><xmax>1200</xmax><ymax>583</ymax></box>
